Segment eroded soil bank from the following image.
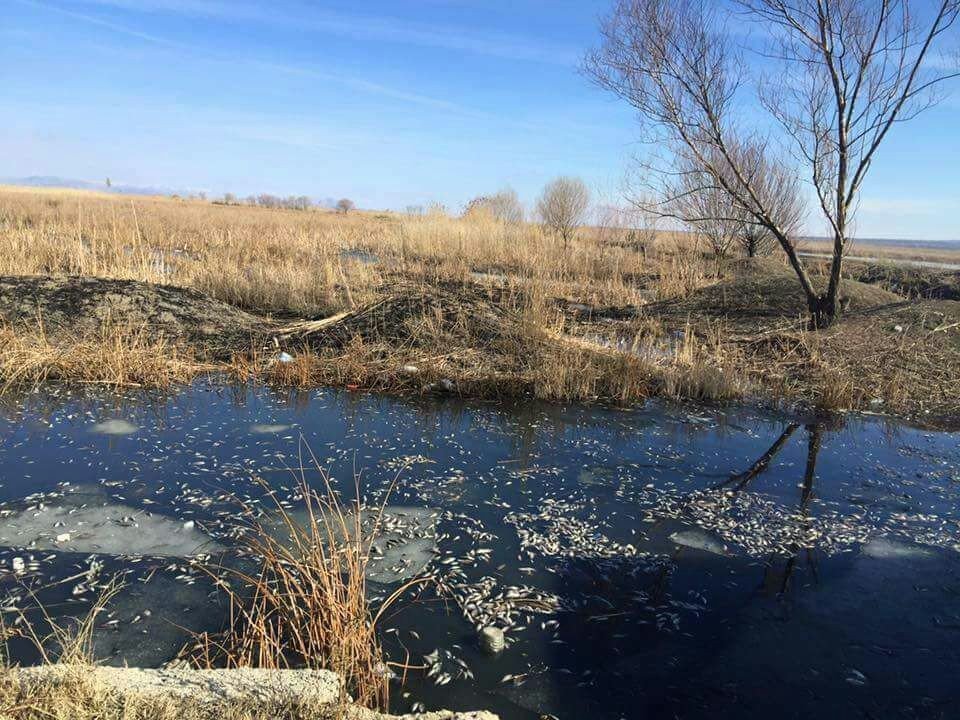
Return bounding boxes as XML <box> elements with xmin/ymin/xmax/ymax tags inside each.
<box><xmin>1</xmin><ymin>266</ymin><xmax>958</xmax><ymax>424</ymax></box>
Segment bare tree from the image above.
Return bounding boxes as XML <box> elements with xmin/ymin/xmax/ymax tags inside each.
<box><xmin>464</xmin><ymin>187</ymin><xmax>525</xmax><ymax>223</ymax></box>
<box><xmin>585</xmin><ymin>0</ymin><xmax>959</xmax><ymax>327</ymax></box>
<box><xmin>536</xmin><ymin>177</ymin><xmax>591</xmax><ymax>250</ymax></box>
<box><xmin>486</xmin><ymin>187</ymin><xmax>524</xmax><ymax>224</ymax></box>
<box><xmin>336</xmin><ymin>198</ymin><xmax>355</xmax><ymax>214</ymax></box>
<box><xmin>739</xmin><ymin>222</ymin><xmax>777</xmax><ymax>258</ymax></box>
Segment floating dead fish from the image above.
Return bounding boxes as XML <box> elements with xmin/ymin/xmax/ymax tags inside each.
<box><xmin>480</xmin><ymin>626</ymin><xmax>506</xmax><ymax>654</ymax></box>
<box><xmin>669</xmin><ymin>529</ymin><xmax>730</xmax><ymax>556</ymax></box>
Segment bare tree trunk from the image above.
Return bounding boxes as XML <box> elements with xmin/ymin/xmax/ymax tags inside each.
<box><xmin>714</xmin><ymin>423</ymin><xmax>799</xmax><ymax>492</ymax></box>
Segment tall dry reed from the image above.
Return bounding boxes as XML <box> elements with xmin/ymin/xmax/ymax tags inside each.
<box><xmin>191</xmin><ymin>454</ymin><xmax>420</xmax><ymax>711</ymax></box>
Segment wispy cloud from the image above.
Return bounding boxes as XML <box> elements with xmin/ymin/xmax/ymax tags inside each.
<box><xmin>58</xmin><ymin>0</ymin><xmax>580</xmax><ymax>65</ymax></box>
<box><xmin>14</xmin><ymin>0</ymin><xmax>178</xmax><ymax>46</ymax></box>
<box><xmin>17</xmin><ymin>0</ymin><xmax>503</xmax><ymax>120</ymax></box>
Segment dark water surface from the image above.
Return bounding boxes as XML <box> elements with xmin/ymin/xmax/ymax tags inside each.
<box><xmin>1</xmin><ymin>382</ymin><xmax>959</xmax><ymax>719</ymax></box>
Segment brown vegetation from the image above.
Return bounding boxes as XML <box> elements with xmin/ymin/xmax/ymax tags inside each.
<box><xmin>188</xmin><ymin>471</ymin><xmax>398</xmax><ymax>711</ymax></box>
<box><xmin>0</xmin><ymin>186</ymin><xmax>957</xmax><ymax>423</ymax></box>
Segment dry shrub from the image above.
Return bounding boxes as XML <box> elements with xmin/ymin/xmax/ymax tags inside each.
<box><xmin>530</xmin><ymin>344</ymin><xmax>650</xmax><ymax>402</ymax></box>
<box><xmin>654</xmin><ymin>248</ymin><xmax>713</xmax><ymax>300</ymax></box>
<box><xmin>191</xmin><ymin>462</ymin><xmax>418</xmax><ymax>712</ymax></box>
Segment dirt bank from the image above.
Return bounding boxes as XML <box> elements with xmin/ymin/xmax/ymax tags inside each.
<box><xmin>0</xmin><ymin>275</ymin><xmax>269</xmax><ymax>355</ymax></box>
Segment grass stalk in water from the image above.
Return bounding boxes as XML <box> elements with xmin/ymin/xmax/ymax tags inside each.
<box><xmin>192</xmin><ymin>450</ymin><xmax>421</xmax><ymax>711</ymax></box>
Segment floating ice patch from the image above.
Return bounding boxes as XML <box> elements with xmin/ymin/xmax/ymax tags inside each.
<box><xmin>91</xmin><ymin>573</ymin><xmax>225</xmax><ymax>667</ymax></box>
<box><xmin>263</xmin><ymin>505</ymin><xmax>438</xmax><ymax>585</ymax></box>
<box><xmin>90</xmin><ymin>419</ymin><xmax>139</xmax><ymax>436</ymax></box>
<box><xmin>249</xmin><ymin>424</ymin><xmax>294</xmax><ymax>434</ymax></box>
<box><xmin>669</xmin><ymin>529</ymin><xmax>730</xmax><ymax>557</ymax></box>
<box><xmin>861</xmin><ymin>536</ymin><xmax>934</xmax><ymax>560</ymax></box>
<box><xmin>577</xmin><ymin>465</ymin><xmax>619</xmax><ymax>488</ymax></box>
<box><xmin>0</xmin><ymin>496</ymin><xmax>223</xmax><ymax>557</ymax></box>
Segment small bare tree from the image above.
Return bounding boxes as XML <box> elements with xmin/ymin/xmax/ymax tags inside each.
<box><xmin>537</xmin><ymin>177</ymin><xmax>591</xmax><ymax>251</ymax></box>
<box><xmin>463</xmin><ymin>188</ymin><xmax>525</xmax><ymax>223</ymax></box>
<box><xmin>586</xmin><ymin>0</ymin><xmax>959</xmax><ymax>327</ymax></box>
<box><xmin>336</xmin><ymin>198</ymin><xmax>355</xmax><ymax>214</ymax></box>
<box><xmin>486</xmin><ymin>187</ymin><xmax>524</xmax><ymax>224</ymax></box>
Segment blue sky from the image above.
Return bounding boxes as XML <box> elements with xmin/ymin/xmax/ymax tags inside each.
<box><xmin>2</xmin><ymin>0</ymin><xmax>959</xmax><ymax>240</ymax></box>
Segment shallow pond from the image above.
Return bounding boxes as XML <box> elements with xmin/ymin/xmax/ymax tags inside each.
<box><xmin>1</xmin><ymin>383</ymin><xmax>959</xmax><ymax>719</ymax></box>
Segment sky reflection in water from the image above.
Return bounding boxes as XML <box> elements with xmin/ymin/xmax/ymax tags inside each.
<box><xmin>0</xmin><ymin>383</ymin><xmax>958</xmax><ymax>719</ymax></box>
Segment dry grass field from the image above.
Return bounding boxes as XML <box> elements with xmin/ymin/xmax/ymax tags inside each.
<box><xmin>0</xmin><ymin>185</ymin><xmax>957</xmax><ymax>424</ymax></box>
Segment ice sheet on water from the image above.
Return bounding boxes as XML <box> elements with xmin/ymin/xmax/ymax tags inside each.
<box><xmin>249</xmin><ymin>424</ymin><xmax>294</xmax><ymax>434</ymax></box>
<box><xmin>861</xmin><ymin>536</ymin><xmax>935</xmax><ymax>560</ymax></box>
<box><xmin>0</xmin><ymin>492</ymin><xmax>223</xmax><ymax>557</ymax></box>
<box><xmin>92</xmin><ymin>572</ymin><xmax>225</xmax><ymax>667</ymax></box>
<box><xmin>263</xmin><ymin>505</ymin><xmax>438</xmax><ymax>585</ymax></box>
<box><xmin>89</xmin><ymin>419</ymin><xmax>139</xmax><ymax>435</ymax></box>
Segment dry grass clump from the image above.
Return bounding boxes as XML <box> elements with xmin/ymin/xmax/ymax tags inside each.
<box><xmin>656</xmin><ymin>322</ymin><xmax>746</xmax><ymax>401</ymax></box>
<box><xmin>0</xmin><ymin>186</ymin><xmax>658</xmax><ymax>317</ymax></box>
<box><xmin>529</xmin><ymin>344</ymin><xmax>651</xmax><ymax>402</ymax></box>
<box><xmin>2</xmin><ymin>577</ymin><xmax>124</xmax><ymax>669</ymax></box>
<box><xmin>190</xmin><ymin>468</ymin><xmax>415</xmax><ymax>712</ymax></box>
<box><xmin>0</xmin><ymin>467</ymin><xmax>411</xmax><ymax>718</ymax></box>
<box><xmin>0</xmin><ymin>321</ymin><xmax>215</xmax><ymax>393</ymax></box>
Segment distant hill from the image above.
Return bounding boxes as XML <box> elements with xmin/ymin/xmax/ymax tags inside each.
<box><xmin>2</xmin><ymin>176</ymin><xmax>340</xmax><ymax>209</ymax></box>
<box><xmin>801</xmin><ymin>235</ymin><xmax>960</xmax><ymax>251</ymax></box>
<box><xmin>1</xmin><ymin>176</ymin><xmax>198</xmax><ymax>197</ymax></box>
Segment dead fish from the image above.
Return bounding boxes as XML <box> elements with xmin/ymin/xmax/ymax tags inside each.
<box><xmin>669</xmin><ymin>529</ymin><xmax>730</xmax><ymax>556</ymax></box>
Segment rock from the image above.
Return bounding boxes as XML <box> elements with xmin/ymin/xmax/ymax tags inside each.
<box><xmin>16</xmin><ymin>666</ymin><xmax>342</xmax><ymax>705</ymax></box>
<box><xmin>14</xmin><ymin>666</ymin><xmax>500</xmax><ymax>719</ymax></box>
<box><xmin>479</xmin><ymin>626</ymin><xmax>505</xmax><ymax>654</ymax></box>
